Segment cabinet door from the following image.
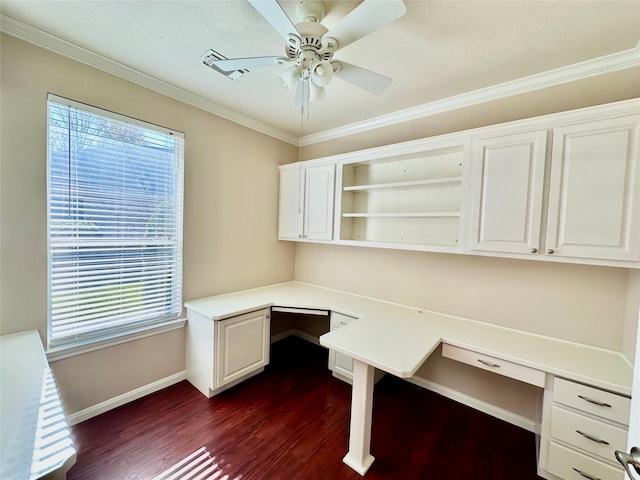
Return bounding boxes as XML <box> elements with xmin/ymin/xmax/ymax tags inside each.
<box><xmin>215</xmin><ymin>309</ymin><xmax>270</xmax><ymax>388</ymax></box>
<box><xmin>469</xmin><ymin>131</ymin><xmax>547</xmax><ymax>254</ymax></box>
<box><xmin>278</xmin><ymin>166</ymin><xmax>303</xmax><ymax>240</ymax></box>
<box><xmin>546</xmin><ymin>115</ymin><xmax>640</xmax><ymax>261</ymax></box>
<box><xmin>304</xmin><ymin>164</ymin><xmax>335</xmax><ymax>241</ymax></box>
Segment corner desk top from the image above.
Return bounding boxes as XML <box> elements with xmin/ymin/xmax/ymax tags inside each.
<box><xmin>184</xmin><ymin>281</ymin><xmax>633</xmax><ymax>396</ymax></box>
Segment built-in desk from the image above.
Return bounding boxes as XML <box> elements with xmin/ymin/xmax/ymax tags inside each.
<box><xmin>184</xmin><ymin>281</ymin><xmax>633</xmax><ymax>477</ymax></box>
<box><xmin>0</xmin><ymin>331</ymin><xmax>76</xmax><ymax>480</ymax></box>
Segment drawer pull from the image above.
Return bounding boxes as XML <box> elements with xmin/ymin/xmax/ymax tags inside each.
<box><xmin>571</xmin><ymin>467</ymin><xmax>602</xmax><ymax>480</ymax></box>
<box><xmin>477</xmin><ymin>359</ymin><xmax>501</xmax><ymax>368</ymax></box>
<box><xmin>575</xmin><ymin>430</ymin><xmax>610</xmax><ymax>445</ymax></box>
<box><xmin>577</xmin><ymin>395</ymin><xmax>612</xmax><ymax>408</ymax></box>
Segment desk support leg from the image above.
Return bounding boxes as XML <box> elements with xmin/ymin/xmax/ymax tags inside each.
<box><xmin>343</xmin><ymin>358</ymin><xmax>375</xmax><ymax>475</ymax></box>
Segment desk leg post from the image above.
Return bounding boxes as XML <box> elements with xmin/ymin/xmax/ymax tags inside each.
<box><xmin>343</xmin><ymin>358</ymin><xmax>376</xmax><ymax>476</ymax></box>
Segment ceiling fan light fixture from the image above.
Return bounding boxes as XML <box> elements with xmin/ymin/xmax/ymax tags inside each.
<box><xmin>277</xmin><ymin>65</ymin><xmax>300</xmax><ymax>92</ymax></box>
<box><xmin>310</xmin><ymin>60</ymin><xmax>333</xmax><ymax>87</ymax></box>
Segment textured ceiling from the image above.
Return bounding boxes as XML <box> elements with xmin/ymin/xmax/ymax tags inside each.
<box><xmin>1</xmin><ymin>1</ymin><xmax>639</xmax><ymax>139</ymax></box>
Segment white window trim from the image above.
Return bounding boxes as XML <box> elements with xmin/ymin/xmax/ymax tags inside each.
<box><xmin>46</xmin><ymin>317</ymin><xmax>187</xmax><ymax>362</ymax></box>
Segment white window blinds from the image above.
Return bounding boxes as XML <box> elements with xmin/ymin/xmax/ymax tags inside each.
<box><xmin>47</xmin><ymin>95</ymin><xmax>184</xmax><ymax>347</ymax></box>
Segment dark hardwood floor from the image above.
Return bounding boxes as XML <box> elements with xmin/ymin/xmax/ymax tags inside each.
<box><xmin>68</xmin><ymin>336</ymin><xmax>544</xmax><ymax>480</ymax></box>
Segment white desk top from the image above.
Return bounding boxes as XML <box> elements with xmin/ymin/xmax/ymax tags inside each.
<box><xmin>0</xmin><ymin>330</ymin><xmax>76</xmax><ymax>480</ymax></box>
<box><xmin>184</xmin><ymin>281</ymin><xmax>633</xmax><ymax>396</ymax></box>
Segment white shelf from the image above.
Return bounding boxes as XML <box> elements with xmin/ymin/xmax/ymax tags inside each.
<box><xmin>342</xmin><ymin>212</ymin><xmax>460</xmax><ymax>218</ymax></box>
<box><xmin>343</xmin><ymin>177</ymin><xmax>462</xmax><ymax>192</ymax></box>
<box><xmin>338</xmin><ymin>145</ymin><xmax>465</xmax><ymax>249</ymax></box>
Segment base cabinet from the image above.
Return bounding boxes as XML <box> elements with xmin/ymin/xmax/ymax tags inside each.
<box><xmin>186</xmin><ymin>307</ymin><xmax>270</xmax><ymax>397</ymax></box>
<box><xmin>539</xmin><ymin>377</ymin><xmax>629</xmax><ymax>480</ymax></box>
<box><xmin>216</xmin><ymin>309</ymin><xmax>271</xmax><ymax>389</ymax></box>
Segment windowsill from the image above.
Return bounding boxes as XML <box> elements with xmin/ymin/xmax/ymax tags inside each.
<box><xmin>46</xmin><ymin>318</ymin><xmax>187</xmax><ymax>362</ymax></box>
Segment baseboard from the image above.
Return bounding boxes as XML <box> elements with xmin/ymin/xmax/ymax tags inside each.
<box><xmin>66</xmin><ymin>370</ymin><xmax>186</xmax><ymax>426</ymax></box>
<box><xmin>69</xmin><ymin>334</ymin><xmax>319</xmax><ymax>426</ymax></box>
<box><xmin>406</xmin><ymin>376</ymin><xmax>538</xmax><ymax>433</ymax></box>
<box><xmin>270</xmin><ymin>329</ymin><xmax>321</xmax><ymax>346</ymax></box>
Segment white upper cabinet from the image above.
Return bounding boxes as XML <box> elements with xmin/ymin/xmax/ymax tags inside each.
<box><xmin>278</xmin><ymin>166</ymin><xmax>303</xmax><ymax>240</ymax></box>
<box><xmin>545</xmin><ymin>115</ymin><xmax>640</xmax><ymax>262</ymax></box>
<box><xmin>304</xmin><ymin>164</ymin><xmax>336</xmax><ymax>241</ymax></box>
<box><xmin>278</xmin><ymin>162</ymin><xmax>335</xmax><ymax>242</ymax></box>
<box><xmin>277</xmin><ymin>99</ymin><xmax>640</xmax><ymax>267</ymax></box>
<box><xmin>469</xmin><ymin>131</ymin><xmax>547</xmax><ymax>255</ymax></box>
<box><xmin>467</xmin><ymin>102</ymin><xmax>640</xmax><ymax>267</ymax></box>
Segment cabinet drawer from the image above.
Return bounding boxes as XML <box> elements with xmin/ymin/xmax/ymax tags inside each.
<box><xmin>442</xmin><ymin>343</ymin><xmax>545</xmax><ymax>387</ymax></box>
<box><xmin>554</xmin><ymin>378</ymin><xmax>631</xmax><ymax>425</ymax></box>
<box><xmin>550</xmin><ymin>406</ymin><xmax>627</xmax><ymax>464</ymax></box>
<box><xmin>547</xmin><ymin>441</ymin><xmax>624</xmax><ymax>480</ymax></box>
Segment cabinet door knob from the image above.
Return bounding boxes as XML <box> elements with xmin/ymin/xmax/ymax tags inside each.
<box><xmin>546</xmin><ymin>248</ymin><xmax>554</xmax><ymax>254</ymax></box>
<box><xmin>531</xmin><ymin>248</ymin><xmax>538</xmax><ymax>254</ymax></box>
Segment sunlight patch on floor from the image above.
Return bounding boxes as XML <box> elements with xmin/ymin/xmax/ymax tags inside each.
<box><xmin>151</xmin><ymin>447</ymin><xmax>242</xmax><ymax>480</ymax></box>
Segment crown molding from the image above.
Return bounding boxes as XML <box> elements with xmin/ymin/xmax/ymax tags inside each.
<box><xmin>2</xmin><ymin>13</ymin><xmax>638</xmax><ymax>148</ymax></box>
<box><xmin>302</xmin><ymin>42</ymin><xmax>640</xmax><ymax>146</ymax></box>
<box><xmin>0</xmin><ymin>14</ymin><xmax>300</xmax><ymax>145</ymax></box>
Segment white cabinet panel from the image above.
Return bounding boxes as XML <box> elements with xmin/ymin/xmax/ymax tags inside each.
<box><xmin>553</xmin><ymin>377</ymin><xmax>631</xmax><ymax>426</ymax></box>
<box><xmin>550</xmin><ymin>405</ymin><xmax>628</xmax><ymax>464</ymax></box>
<box><xmin>442</xmin><ymin>343</ymin><xmax>545</xmax><ymax>388</ymax></box>
<box><xmin>215</xmin><ymin>309</ymin><xmax>270</xmax><ymax>388</ymax></box>
<box><xmin>278</xmin><ymin>167</ymin><xmax>303</xmax><ymax>240</ymax></box>
<box><xmin>547</xmin><ymin>442</ymin><xmax>625</xmax><ymax>480</ymax></box>
<box><xmin>304</xmin><ymin>164</ymin><xmax>335</xmax><ymax>241</ymax></box>
<box><xmin>546</xmin><ymin>115</ymin><xmax>640</xmax><ymax>261</ymax></box>
<box><xmin>469</xmin><ymin>131</ymin><xmax>547</xmax><ymax>254</ymax></box>
<box><xmin>278</xmin><ymin>163</ymin><xmax>335</xmax><ymax>242</ymax></box>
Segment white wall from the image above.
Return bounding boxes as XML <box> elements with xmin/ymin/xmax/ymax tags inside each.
<box><xmin>295</xmin><ymin>244</ymin><xmax>628</xmax><ymax>350</ymax></box>
<box><xmin>0</xmin><ymin>34</ymin><xmax>297</xmax><ymax>414</ymax></box>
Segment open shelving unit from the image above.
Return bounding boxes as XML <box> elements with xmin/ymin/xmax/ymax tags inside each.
<box><xmin>338</xmin><ymin>145</ymin><xmax>466</xmax><ymax>250</ymax></box>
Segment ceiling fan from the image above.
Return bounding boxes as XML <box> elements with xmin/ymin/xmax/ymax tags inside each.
<box><xmin>209</xmin><ymin>0</ymin><xmax>407</xmax><ymax>109</ymax></box>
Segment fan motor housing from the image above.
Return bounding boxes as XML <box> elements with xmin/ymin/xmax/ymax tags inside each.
<box><xmin>286</xmin><ymin>20</ymin><xmax>333</xmax><ymax>63</ymax></box>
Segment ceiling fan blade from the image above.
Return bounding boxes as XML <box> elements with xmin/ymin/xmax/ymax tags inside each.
<box><xmin>211</xmin><ymin>56</ymin><xmax>284</xmax><ymax>72</ymax></box>
<box><xmin>249</xmin><ymin>0</ymin><xmax>299</xmax><ymax>40</ymax></box>
<box><xmin>333</xmin><ymin>62</ymin><xmax>393</xmax><ymax>94</ymax></box>
<box><xmin>323</xmin><ymin>0</ymin><xmax>406</xmax><ymax>51</ymax></box>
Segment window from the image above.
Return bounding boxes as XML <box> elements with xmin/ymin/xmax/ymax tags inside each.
<box><xmin>47</xmin><ymin>95</ymin><xmax>184</xmax><ymax>350</ymax></box>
